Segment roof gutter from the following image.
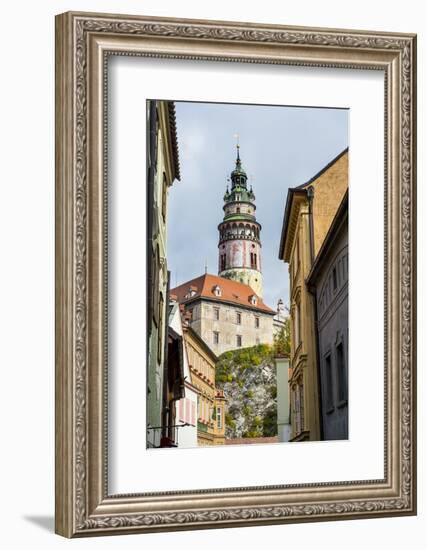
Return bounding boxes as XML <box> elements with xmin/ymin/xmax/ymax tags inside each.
<box><xmin>278</xmin><ymin>188</ymin><xmax>307</xmax><ymax>261</ymax></box>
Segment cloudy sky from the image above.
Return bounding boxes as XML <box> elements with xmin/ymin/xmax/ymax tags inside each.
<box><xmin>167</xmin><ymin>101</ymin><xmax>348</xmax><ymax>309</ymax></box>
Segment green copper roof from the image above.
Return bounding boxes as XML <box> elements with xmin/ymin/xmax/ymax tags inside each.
<box><xmin>224</xmin><ymin>187</ymin><xmax>255</xmax><ymax>204</ymax></box>
<box><xmin>224</xmin><ymin>145</ymin><xmax>256</xmax><ymax>205</ymax></box>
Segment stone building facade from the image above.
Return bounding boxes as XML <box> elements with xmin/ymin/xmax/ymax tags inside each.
<box><xmin>182</xmin><ymin>323</ymin><xmax>226</xmax><ymax>445</ymax></box>
<box><xmin>171</xmin><ymin>273</ymin><xmax>275</xmax><ymax>356</ymax></box>
<box><xmin>307</xmin><ymin>192</ymin><xmax>348</xmax><ymax>440</ymax></box>
<box><xmin>278</xmin><ymin>148</ymin><xmax>348</xmax><ymax>441</ymax></box>
<box><xmin>218</xmin><ymin>145</ymin><xmax>263</xmax><ymax>297</ymax></box>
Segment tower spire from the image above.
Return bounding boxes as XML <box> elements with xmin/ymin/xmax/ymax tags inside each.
<box><xmin>234</xmin><ymin>133</ymin><xmax>241</xmax><ymax>165</ymax></box>
<box><xmin>217</xmin><ymin>141</ymin><xmax>263</xmax><ymax>297</ymax></box>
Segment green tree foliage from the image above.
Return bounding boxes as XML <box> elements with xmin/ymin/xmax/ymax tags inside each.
<box><xmin>273</xmin><ymin>317</ymin><xmax>291</xmax><ymax>357</ymax></box>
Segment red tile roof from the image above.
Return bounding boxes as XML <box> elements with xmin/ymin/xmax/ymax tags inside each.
<box><xmin>170</xmin><ymin>273</ymin><xmax>275</xmax><ymax>314</ymax></box>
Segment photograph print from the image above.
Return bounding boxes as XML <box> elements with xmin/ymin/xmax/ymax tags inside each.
<box><xmin>146</xmin><ymin>99</ymin><xmax>349</xmax><ymax>449</ymax></box>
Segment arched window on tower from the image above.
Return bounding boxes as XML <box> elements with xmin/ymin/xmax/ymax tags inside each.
<box><xmin>220</xmin><ymin>254</ymin><xmax>226</xmax><ymax>271</ymax></box>
<box><xmin>250</xmin><ymin>253</ymin><xmax>257</xmax><ymax>269</ymax></box>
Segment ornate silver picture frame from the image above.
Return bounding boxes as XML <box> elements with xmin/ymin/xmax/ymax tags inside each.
<box><xmin>55</xmin><ymin>11</ymin><xmax>417</xmax><ymax>537</ymax></box>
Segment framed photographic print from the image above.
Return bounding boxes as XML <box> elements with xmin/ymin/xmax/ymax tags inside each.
<box><xmin>55</xmin><ymin>11</ymin><xmax>417</xmax><ymax>537</ymax></box>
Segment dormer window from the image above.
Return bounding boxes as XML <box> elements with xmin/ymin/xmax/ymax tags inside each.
<box><xmin>186</xmin><ymin>285</ymin><xmax>197</xmax><ymax>298</ymax></box>
<box><xmin>249</xmin><ymin>294</ymin><xmax>257</xmax><ymax>306</ymax></box>
<box><xmin>213</xmin><ymin>285</ymin><xmax>222</xmax><ymax>297</ymax></box>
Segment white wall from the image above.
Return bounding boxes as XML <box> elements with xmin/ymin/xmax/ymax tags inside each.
<box><xmin>276</xmin><ymin>357</ymin><xmax>291</xmax><ymax>442</ymax></box>
<box><xmin>0</xmin><ymin>1</ymin><xmax>424</xmax><ymax>548</ymax></box>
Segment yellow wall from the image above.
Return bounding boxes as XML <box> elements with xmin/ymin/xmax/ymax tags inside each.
<box><xmin>312</xmin><ymin>152</ymin><xmax>348</xmax><ymax>256</ymax></box>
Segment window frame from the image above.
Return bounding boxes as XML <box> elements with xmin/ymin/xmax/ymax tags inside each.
<box><xmin>335</xmin><ymin>336</ymin><xmax>348</xmax><ymax>406</ymax></box>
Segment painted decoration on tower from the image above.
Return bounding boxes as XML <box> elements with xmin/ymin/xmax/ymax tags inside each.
<box><xmin>146</xmin><ymin>99</ymin><xmax>349</xmax><ymax>449</ymax></box>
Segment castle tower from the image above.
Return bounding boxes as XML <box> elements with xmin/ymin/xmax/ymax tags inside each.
<box><xmin>218</xmin><ymin>144</ymin><xmax>263</xmax><ymax>297</ymax></box>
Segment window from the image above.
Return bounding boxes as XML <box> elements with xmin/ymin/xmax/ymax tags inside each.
<box><xmin>336</xmin><ymin>341</ymin><xmax>347</xmax><ymax>403</ymax></box>
<box><xmin>332</xmin><ymin>267</ymin><xmax>338</xmax><ymax>291</ymax></box>
<box><xmin>293</xmin><ymin>383</ymin><xmax>305</xmax><ymax>435</ymax></box>
<box><xmin>214</xmin><ymin>307</ymin><xmax>220</xmax><ymax>320</ymax></box>
<box><xmin>152</xmin><ymin>246</ymin><xmax>160</xmax><ymax>326</ymax></box>
<box><xmin>188</xmin><ymin>286</ymin><xmax>197</xmax><ymax>297</ymax></box>
<box><xmin>255</xmin><ymin>316</ymin><xmax>260</xmax><ymax>329</ymax></box>
<box><xmin>157</xmin><ymin>292</ymin><xmax>164</xmax><ymax>363</ymax></box>
<box><xmin>294</xmin><ymin>388</ymin><xmax>301</xmax><ymax>434</ymax></box>
<box><xmin>293</xmin><ymin>238</ymin><xmax>300</xmax><ymax>278</ymax></box>
<box><xmin>293</xmin><ymin>300</ymin><xmax>301</xmax><ymax>350</ymax></box>
<box><xmin>250</xmin><ymin>252</ymin><xmax>257</xmax><ymax>269</ymax></box>
<box><xmin>236</xmin><ymin>207</ymin><xmax>240</xmax><ymax>213</ymax></box>
<box><xmin>161</xmin><ymin>172</ymin><xmax>167</xmax><ymax>221</ymax></box>
<box><xmin>324</xmin><ymin>353</ymin><xmax>334</xmax><ymax>411</ymax></box>
<box><xmin>299</xmin><ymin>384</ymin><xmax>305</xmax><ymax>431</ymax></box>
<box><xmin>237</xmin><ymin>335</ymin><xmax>242</xmax><ymax>347</ymax></box>
<box><xmin>213</xmin><ymin>331</ymin><xmax>219</xmax><ymax>345</ymax></box>
<box><xmin>220</xmin><ymin>254</ymin><xmax>226</xmax><ymax>271</ymax></box>
<box><xmin>236</xmin><ymin>312</ymin><xmax>241</xmax><ymax>324</ymax></box>
<box><xmin>216</xmin><ymin>407</ymin><xmax>222</xmax><ymax>429</ymax></box>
